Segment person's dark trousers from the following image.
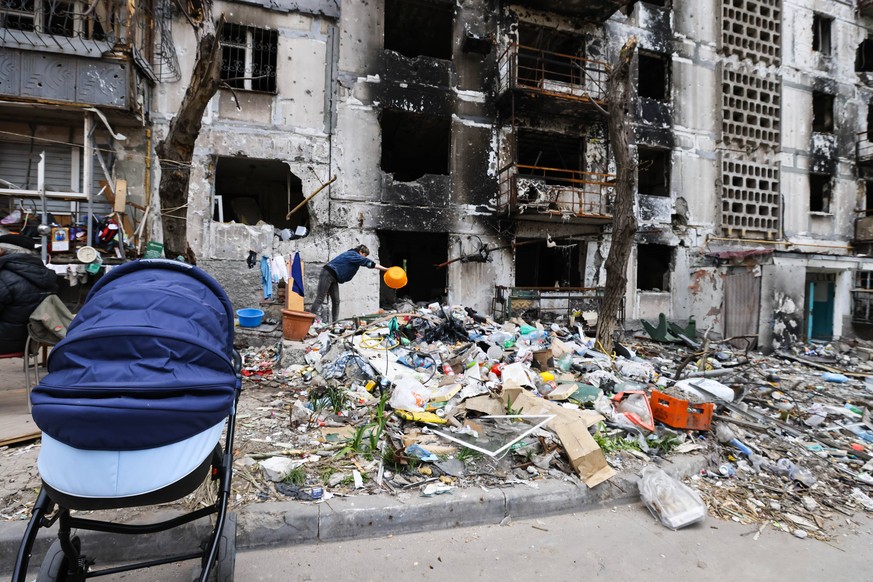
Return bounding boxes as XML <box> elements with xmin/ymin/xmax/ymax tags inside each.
<box><xmin>311</xmin><ymin>267</ymin><xmax>340</xmax><ymax>322</ymax></box>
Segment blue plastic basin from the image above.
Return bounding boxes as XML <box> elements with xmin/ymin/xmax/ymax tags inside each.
<box><xmin>236</xmin><ymin>308</ymin><xmax>264</xmax><ymax>327</ymax></box>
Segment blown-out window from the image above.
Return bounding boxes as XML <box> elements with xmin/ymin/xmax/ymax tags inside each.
<box><xmin>220</xmin><ymin>24</ymin><xmax>278</xmax><ymax>93</ymax></box>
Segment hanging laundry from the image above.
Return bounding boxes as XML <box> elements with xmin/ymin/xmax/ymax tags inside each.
<box><xmin>271</xmin><ymin>254</ymin><xmax>289</xmax><ymax>283</ymax></box>
<box><xmin>260</xmin><ymin>256</ymin><xmax>272</xmax><ymax>300</ymax></box>
<box><xmin>290</xmin><ymin>252</ymin><xmax>305</xmax><ymax>296</ymax></box>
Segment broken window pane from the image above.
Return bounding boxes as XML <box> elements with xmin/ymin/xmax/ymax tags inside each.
<box><xmin>812</xmin><ymin>14</ymin><xmax>832</xmax><ymax>55</ymax></box>
<box><xmin>856</xmin><ymin>39</ymin><xmax>873</xmax><ymax>73</ymax></box>
<box><xmin>514</xmin><ymin>238</ymin><xmax>584</xmax><ymax>287</ymax></box>
<box><xmin>431</xmin><ymin>415</ymin><xmax>555</xmax><ymax>458</ymax></box>
<box><xmin>213</xmin><ymin>157</ymin><xmax>309</xmax><ymax>232</ymax></box>
<box><xmin>384</xmin><ymin>0</ymin><xmax>452</xmax><ymax>60</ymax></box>
<box><xmin>638</xmin><ymin>51</ymin><xmax>669</xmax><ymax>101</ymax></box>
<box><xmin>380</xmin><ymin>109</ymin><xmax>450</xmax><ymax>181</ymax></box>
<box><xmin>809</xmin><ymin>173</ymin><xmax>831</xmax><ymax>213</ymax></box>
<box><xmin>220</xmin><ymin>24</ymin><xmax>278</xmax><ymax>93</ymax></box>
<box><xmin>637</xmin><ymin>244</ymin><xmax>672</xmax><ymax>291</ymax></box>
<box><xmin>812</xmin><ymin>92</ymin><xmax>834</xmax><ymax>133</ymax></box>
<box><xmin>638</xmin><ymin>146</ymin><xmax>670</xmax><ymax>197</ymax></box>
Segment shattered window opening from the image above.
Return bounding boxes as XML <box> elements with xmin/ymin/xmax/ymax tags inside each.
<box><xmin>812</xmin><ymin>14</ymin><xmax>832</xmax><ymax>55</ymax></box>
<box><xmin>812</xmin><ymin>91</ymin><xmax>834</xmax><ymax>133</ymax></box>
<box><xmin>377</xmin><ymin>230</ymin><xmax>448</xmax><ymax>306</ymax></box>
<box><xmin>380</xmin><ymin>109</ymin><xmax>450</xmax><ymax>181</ymax></box>
<box><xmin>637</xmin><ymin>244</ymin><xmax>672</xmax><ymax>292</ymax></box>
<box><xmin>220</xmin><ymin>24</ymin><xmax>278</xmax><ymax>93</ymax></box>
<box><xmin>809</xmin><ymin>173</ymin><xmax>831</xmax><ymax>213</ymax></box>
<box><xmin>638</xmin><ymin>146</ymin><xmax>671</xmax><ymax>197</ymax></box>
<box><xmin>514</xmin><ymin>237</ymin><xmax>584</xmax><ymax>288</ymax></box>
<box><xmin>213</xmin><ymin>156</ymin><xmax>308</xmax><ymax>232</ymax></box>
<box><xmin>856</xmin><ymin>38</ymin><xmax>873</xmax><ymax>73</ymax></box>
<box><xmin>638</xmin><ymin>51</ymin><xmax>670</xmax><ymax>102</ymax></box>
<box><xmin>853</xmin><ymin>271</ymin><xmax>873</xmax><ymax>324</ymax></box>
<box><xmin>517</xmin><ymin>24</ymin><xmax>586</xmax><ymax>86</ymax></box>
<box><xmin>384</xmin><ymin>0</ymin><xmax>452</xmax><ymax>60</ymax></box>
<box><xmin>516</xmin><ymin>129</ymin><xmax>585</xmax><ymax>186</ymax></box>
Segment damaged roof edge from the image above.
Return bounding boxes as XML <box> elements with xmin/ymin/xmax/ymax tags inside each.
<box><xmin>231</xmin><ymin>0</ymin><xmax>340</xmax><ymax>19</ymax></box>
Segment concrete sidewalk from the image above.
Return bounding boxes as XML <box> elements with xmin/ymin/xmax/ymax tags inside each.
<box><xmin>0</xmin><ymin>455</ymin><xmax>705</xmax><ymax>575</ymax></box>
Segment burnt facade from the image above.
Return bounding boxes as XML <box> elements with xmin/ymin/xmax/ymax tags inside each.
<box><xmin>7</xmin><ymin>0</ymin><xmax>873</xmax><ymax>348</ymax></box>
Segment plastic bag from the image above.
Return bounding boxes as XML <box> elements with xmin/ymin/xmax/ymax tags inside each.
<box><xmin>612</xmin><ymin>391</ymin><xmax>655</xmax><ymax>432</ymax></box>
<box><xmin>639</xmin><ymin>466</ymin><xmax>707</xmax><ymax>530</ymax></box>
<box><xmin>388</xmin><ymin>376</ymin><xmax>431</xmax><ymax>412</ymax></box>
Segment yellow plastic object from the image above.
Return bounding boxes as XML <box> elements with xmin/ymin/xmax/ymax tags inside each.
<box><xmin>539</xmin><ymin>371</ymin><xmax>555</xmax><ymax>382</ymax></box>
<box><xmin>394</xmin><ymin>410</ymin><xmax>447</xmax><ymax>424</ymax></box>
<box><xmin>383</xmin><ymin>266</ymin><xmax>408</xmax><ymax>289</ymax></box>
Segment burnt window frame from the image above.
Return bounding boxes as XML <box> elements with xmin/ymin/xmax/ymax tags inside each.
<box><xmin>220</xmin><ymin>23</ymin><xmax>279</xmax><ymax>94</ymax></box>
<box><xmin>637</xmin><ymin>146</ymin><xmax>671</xmax><ymax>198</ymax></box>
<box><xmin>383</xmin><ymin>0</ymin><xmax>453</xmax><ymax>60</ymax></box>
<box><xmin>812</xmin><ymin>13</ymin><xmax>833</xmax><ymax>56</ymax></box>
<box><xmin>812</xmin><ymin>91</ymin><xmax>834</xmax><ymax>133</ymax></box>
<box><xmin>809</xmin><ymin>173</ymin><xmax>832</xmax><ymax>213</ymax></box>
<box><xmin>380</xmin><ymin>108</ymin><xmax>452</xmax><ymax>181</ymax></box>
<box><xmin>856</xmin><ymin>38</ymin><xmax>873</xmax><ymax>73</ymax></box>
<box><xmin>636</xmin><ymin>243</ymin><xmax>673</xmax><ymax>292</ymax></box>
<box><xmin>637</xmin><ymin>50</ymin><xmax>670</xmax><ymax>102</ymax></box>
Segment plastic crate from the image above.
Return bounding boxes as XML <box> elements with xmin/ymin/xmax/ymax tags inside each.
<box><xmin>650</xmin><ymin>390</ymin><xmax>714</xmax><ymax>431</ymax></box>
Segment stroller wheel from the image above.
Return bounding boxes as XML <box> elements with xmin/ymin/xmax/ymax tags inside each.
<box><xmin>37</xmin><ymin>536</ymin><xmax>81</xmax><ymax>582</ymax></box>
<box><xmin>210</xmin><ymin>512</ymin><xmax>236</xmax><ymax>582</ymax></box>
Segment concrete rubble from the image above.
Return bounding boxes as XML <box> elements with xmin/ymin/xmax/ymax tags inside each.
<box><xmin>2</xmin><ymin>306</ymin><xmax>872</xmax><ymax>543</ymax></box>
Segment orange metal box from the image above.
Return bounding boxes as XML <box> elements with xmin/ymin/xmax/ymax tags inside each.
<box><xmin>649</xmin><ymin>390</ymin><xmax>714</xmax><ymax>431</ymax></box>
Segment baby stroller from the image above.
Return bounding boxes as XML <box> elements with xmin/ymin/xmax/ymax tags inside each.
<box><xmin>12</xmin><ymin>259</ymin><xmax>242</xmax><ymax>582</ymax></box>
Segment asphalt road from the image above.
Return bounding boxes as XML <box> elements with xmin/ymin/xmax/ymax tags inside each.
<box><xmin>66</xmin><ymin>502</ymin><xmax>872</xmax><ymax>582</ymax></box>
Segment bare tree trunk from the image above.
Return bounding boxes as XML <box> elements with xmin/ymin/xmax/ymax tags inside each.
<box><xmin>596</xmin><ymin>37</ymin><xmax>638</xmax><ymax>355</ymax></box>
<box><xmin>154</xmin><ymin>4</ymin><xmax>225</xmax><ymax>264</ymax></box>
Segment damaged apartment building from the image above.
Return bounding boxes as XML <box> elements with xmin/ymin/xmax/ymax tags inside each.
<box><xmin>3</xmin><ymin>0</ymin><xmax>873</xmax><ymax>351</ymax></box>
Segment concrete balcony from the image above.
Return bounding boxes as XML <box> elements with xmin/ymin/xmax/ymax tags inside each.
<box><xmin>509</xmin><ymin>0</ymin><xmax>628</xmax><ymax>23</ymax></box>
<box><xmin>0</xmin><ymin>0</ymin><xmax>177</xmax><ymax>115</ymax></box>
<box><xmin>497</xmin><ymin>43</ymin><xmax>608</xmax><ymax>120</ymax></box>
<box><xmin>496</xmin><ymin>163</ymin><xmax>614</xmax><ymax>224</ymax></box>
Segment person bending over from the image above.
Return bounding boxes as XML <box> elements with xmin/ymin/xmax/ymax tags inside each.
<box><xmin>311</xmin><ymin>244</ymin><xmax>388</xmax><ymax>322</ymax></box>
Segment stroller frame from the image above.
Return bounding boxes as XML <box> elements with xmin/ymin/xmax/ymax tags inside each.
<box><xmin>12</xmin><ymin>357</ymin><xmax>240</xmax><ymax>582</ymax></box>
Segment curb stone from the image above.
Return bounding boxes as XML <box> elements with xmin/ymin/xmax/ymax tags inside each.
<box><xmin>0</xmin><ymin>455</ymin><xmax>706</xmax><ymax>575</ymax></box>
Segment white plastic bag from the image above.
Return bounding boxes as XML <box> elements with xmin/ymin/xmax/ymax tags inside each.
<box><xmin>639</xmin><ymin>466</ymin><xmax>706</xmax><ymax>530</ymax></box>
<box><xmin>388</xmin><ymin>376</ymin><xmax>431</xmax><ymax>412</ymax></box>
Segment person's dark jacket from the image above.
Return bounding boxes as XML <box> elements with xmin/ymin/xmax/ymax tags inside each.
<box><xmin>0</xmin><ymin>252</ymin><xmax>58</xmax><ymax>353</ymax></box>
<box><xmin>325</xmin><ymin>250</ymin><xmax>376</xmax><ymax>283</ymax></box>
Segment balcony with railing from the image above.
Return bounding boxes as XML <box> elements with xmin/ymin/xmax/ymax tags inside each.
<box><xmin>496</xmin><ymin>162</ymin><xmax>614</xmax><ymax>222</ymax></box>
<box><xmin>497</xmin><ymin>43</ymin><xmax>608</xmax><ymax>118</ymax></box>
<box><xmin>0</xmin><ymin>0</ymin><xmax>179</xmax><ymax>112</ymax></box>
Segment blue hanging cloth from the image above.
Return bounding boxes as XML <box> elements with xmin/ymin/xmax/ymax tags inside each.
<box><xmin>290</xmin><ymin>252</ymin><xmax>305</xmax><ymax>296</ymax></box>
<box><xmin>260</xmin><ymin>256</ymin><xmax>272</xmax><ymax>299</ymax></box>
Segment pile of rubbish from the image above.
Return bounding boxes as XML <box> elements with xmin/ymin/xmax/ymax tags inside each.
<box><xmin>229</xmin><ymin>304</ymin><xmax>872</xmax><ymax>538</ymax></box>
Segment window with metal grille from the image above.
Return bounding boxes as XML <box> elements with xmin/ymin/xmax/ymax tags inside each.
<box><xmin>1</xmin><ymin>0</ymin><xmax>110</xmax><ymax>39</ymax></box>
<box><xmin>220</xmin><ymin>24</ymin><xmax>278</xmax><ymax>93</ymax></box>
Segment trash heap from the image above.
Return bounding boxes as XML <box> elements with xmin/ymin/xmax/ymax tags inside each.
<box><xmin>230</xmin><ymin>305</ymin><xmax>872</xmax><ymax>539</ymax></box>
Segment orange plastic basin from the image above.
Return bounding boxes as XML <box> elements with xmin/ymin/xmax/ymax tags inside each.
<box><xmin>383</xmin><ymin>266</ymin><xmax>408</xmax><ymax>289</ymax></box>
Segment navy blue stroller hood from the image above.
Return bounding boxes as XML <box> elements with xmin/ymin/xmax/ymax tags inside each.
<box><xmin>31</xmin><ymin>259</ymin><xmax>239</xmax><ymax>451</ymax></box>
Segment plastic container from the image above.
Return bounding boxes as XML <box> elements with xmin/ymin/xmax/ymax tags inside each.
<box><xmin>650</xmin><ymin>390</ymin><xmax>714</xmax><ymax>431</ymax></box>
<box><xmin>237</xmin><ymin>308</ymin><xmax>265</xmax><ymax>327</ymax></box>
<box><xmin>383</xmin><ymin>266</ymin><xmax>408</xmax><ymax>289</ymax></box>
